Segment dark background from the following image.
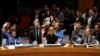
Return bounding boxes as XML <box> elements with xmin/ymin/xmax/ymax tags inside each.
<box><xmin>0</xmin><ymin>0</ymin><xmax>17</xmax><ymax>28</ymax></box>
<box><xmin>19</xmin><ymin>0</ymin><xmax>77</xmax><ymax>8</ymax></box>
<box><xmin>0</xmin><ymin>0</ymin><xmax>100</xmax><ymax>28</ymax></box>
<box><xmin>0</xmin><ymin>0</ymin><xmax>77</xmax><ymax>28</ymax></box>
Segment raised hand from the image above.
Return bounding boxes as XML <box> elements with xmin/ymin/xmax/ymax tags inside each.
<box><xmin>41</xmin><ymin>28</ymin><xmax>45</xmax><ymax>35</ymax></box>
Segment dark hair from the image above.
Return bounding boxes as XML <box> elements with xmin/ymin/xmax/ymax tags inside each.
<box><xmin>9</xmin><ymin>29</ymin><xmax>19</xmax><ymax>39</ymax></box>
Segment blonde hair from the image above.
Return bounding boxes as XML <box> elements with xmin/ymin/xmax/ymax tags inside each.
<box><xmin>49</xmin><ymin>26</ymin><xmax>55</xmax><ymax>32</ymax></box>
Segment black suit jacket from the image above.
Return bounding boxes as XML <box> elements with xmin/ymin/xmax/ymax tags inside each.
<box><xmin>74</xmin><ymin>16</ymin><xmax>84</xmax><ymax>25</ymax></box>
<box><xmin>28</xmin><ymin>26</ymin><xmax>42</xmax><ymax>44</ymax></box>
<box><xmin>84</xmin><ymin>16</ymin><xmax>97</xmax><ymax>28</ymax></box>
<box><xmin>93</xmin><ymin>31</ymin><xmax>100</xmax><ymax>43</ymax></box>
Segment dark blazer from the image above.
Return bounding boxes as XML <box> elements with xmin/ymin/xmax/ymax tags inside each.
<box><xmin>74</xmin><ymin>16</ymin><xmax>84</xmax><ymax>25</ymax></box>
<box><xmin>45</xmin><ymin>34</ymin><xmax>58</xmax><ymax>44</ymax></box>
<box><xmin>69</xmin><ymin>16</ymin><xmax>84</xmax><ymax>30</ymax></box>
<box><xmin>84</xmin><ymin>16</ymin><xmax>97</xmax><ymax>28</ymax></box>
<box><xmin>30</xmin><ymin>12</ymin><xmax>44</xmax><ymax>25</ymax></box>
<box><xmin>28</xmin><ymin>26</ymin><xmax>42</xmax><ymax>44</ymax></box>
<box><xmin>68</xmin><ymin>16</ymin><xmax>83</xmax><ymax>26</ymax></box>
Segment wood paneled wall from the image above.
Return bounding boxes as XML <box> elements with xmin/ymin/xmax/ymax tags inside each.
<box><xmin>78</xmin><ymin>0</ymin><xmax>94</xmax><ymax>13</ymax></box>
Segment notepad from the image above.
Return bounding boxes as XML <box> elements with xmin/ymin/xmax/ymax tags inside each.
<box><xmin>6</xmin><ymin>45</ymin><xmax>15</xmax><ymax>49</ymax></box>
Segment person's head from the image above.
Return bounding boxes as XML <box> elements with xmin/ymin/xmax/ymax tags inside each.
<box><xmin>51</xmin><ymin>21</ymin><xmax>56</xmax><ymax>26</ymax></box>
<box><xmin>75</xmin><ymin>23</ymin><xmax>82</xmax><ymax>30</ymax></box>
<box><xmin>34</xmin><ymin>9</ymin><xmax>39</xmax><ymax>14</ymax></box>
<box><xmin>46</xmin><ymin>10</ymin><xmax>51</xmax><ymax>16</ymax></box>
<box><xmin>93</xmin><ymin>6</ymin><xmax>98</xmax><ymax>11</ymax></box>
<box><xmin>10</xmin><ymin>29</ymin><xmax>17</xmax><ymax>38</ymax></box>
<box><xmin>65</xmin><ymin>6</ymin><xmax>69</xmax><ymax>11</ymax></box>
<box><xmin>54</xmin><ymin>22</ymin><xmax>59</xmax><ymax>29</ymax></box>
<box><xmin>76</xmin><ymin>11</ymin><xmax>81</xmax><ymax>17</ymax></box>
<box><xmin>44</xmin><ymin>5</ymin><xmax>49</xmax><ymax>10</ymax></box>
<box><xmin>56</xmin><ymin>7</ymin><xmax>60</xmax><ymax>12</ymax></box>
<box><xmin>48</xmin><ymin>26</ymin><xmax>55</xmax><ymax>35</ymax></box>
<box><xmin>88</xmin><ymin>9</ymin><xmax>94</xmax><ymax>16</ymax></box>
<box><xmin>11</xmin><ymin>24</ymin><xmax>17</xmax><ymax>30</ymax></box>
<box><xmin>95</xmin><ymin>24</ymin><xmax>100</xmax><ymax>32</ymax></box>
<box><xmin>34</xmin><ymin>19</ymin><xmax>40</xmax><ymax>28</ymax></box>
<box><xmin>85</xmin><ymin>25</ymin><xmax>91</xmax><ymax>30</ymax></box>
<box><xmin>85</xmin><ymin>28</ymin><xmax>91</xmax><ymax>37</ymax></box>
<box><xmin>52</xmin><ymin>4</ymin><xmax>56</xmax><ymax>9</ymax></box>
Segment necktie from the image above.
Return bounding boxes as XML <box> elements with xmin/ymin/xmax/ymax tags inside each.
<box><xmin>37</xmin><ymin>30</ymin><xmax>38</xmax><ymax>38</ymax></box>
<box><xmin>86</xmin><ymin>38</ymin><xmax>88</xmax><ymax>43</ymax></box>
<box><xmin>85</xmin><ymin>38</ymin><xmax>89</xmax><ymax>43</ymax></box>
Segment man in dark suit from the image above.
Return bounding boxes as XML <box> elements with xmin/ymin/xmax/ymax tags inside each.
<box><xmin>93</xmin><ymin>24</ymin><xmax>100</xmax><ymax>44</ymax></box>
<box><xmin>74</xmin><ymin>11</ymin><xmax>84</xmax><ymax>26</ymax></box>
<box><xmin>28</xmin><ymin>19</ymin><xmax>42</xmax><ymax>44</ymax></box>
<box><xmin>84</xmin><ymin>9</ymin><xmax>97</xmax><ymax>29</ymax></box>
<box><xmin>30</xmin><ymin>9</ymin><xmax>44</xmax><ymax>26</ymax></box>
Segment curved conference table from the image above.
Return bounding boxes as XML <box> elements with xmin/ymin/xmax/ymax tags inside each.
<box><xmin>0</xmin><ymin>46</ymin><xmax>100</xmax><ymax>56</ymax></box>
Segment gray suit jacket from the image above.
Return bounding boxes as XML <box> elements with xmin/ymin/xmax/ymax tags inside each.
<box><xmin>71</xmin><ymin>29</ymin><xmax>85</xmax><ymax>44</ymax></box>
<box><xmin>82</xmin><ymin>35</ymin><xmax>97</xmax><ymax>45</ymax></box>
